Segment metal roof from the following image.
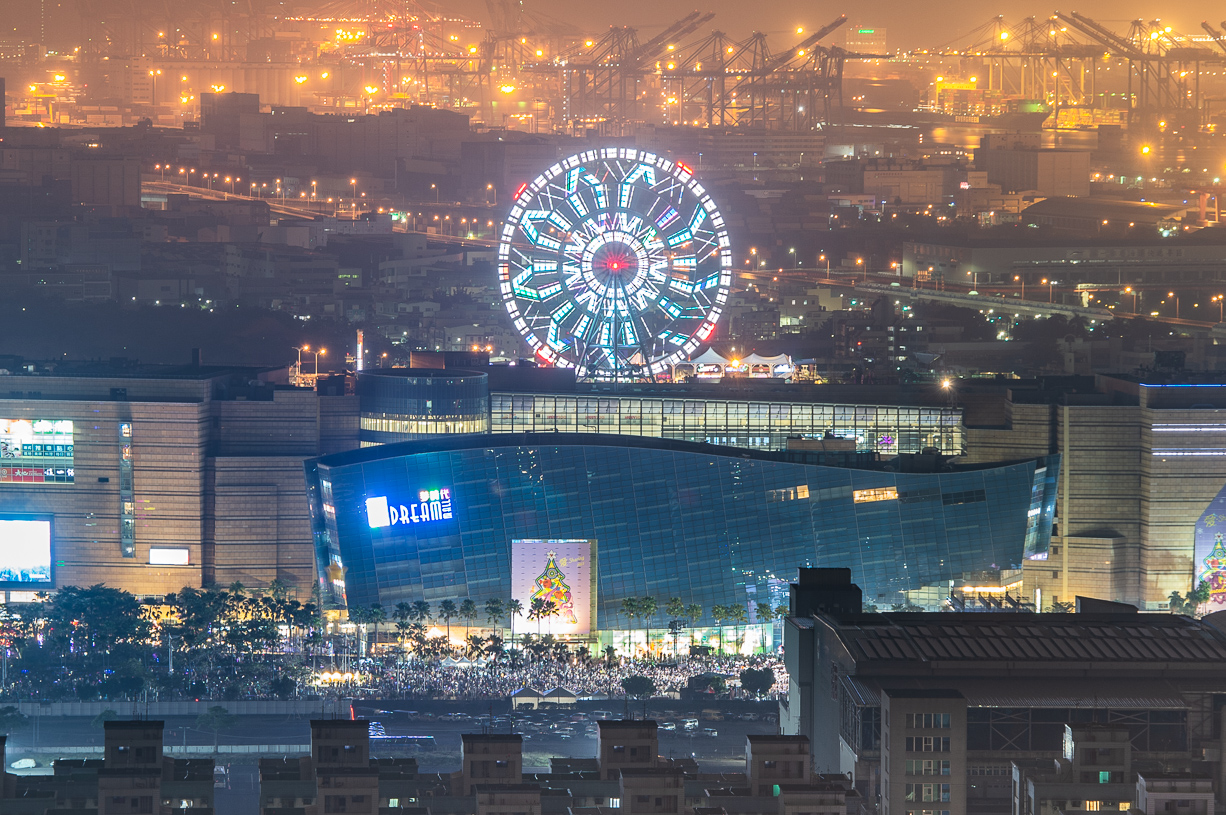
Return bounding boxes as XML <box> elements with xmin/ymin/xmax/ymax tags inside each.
<box><xmin>834</xmin><ymin>613</ymin><xmax>1226</xmax><ymax>666</ymax></box>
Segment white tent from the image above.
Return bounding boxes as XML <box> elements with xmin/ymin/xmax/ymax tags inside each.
<box><xmin>741</xmin><ymin>352</ymin><xmax>794</xmax><ymax>377</ymax></box>
<box><xmin>689</xmin><ymin>348</ymin><xmax>733</xmax><ymax>366</ymax></box>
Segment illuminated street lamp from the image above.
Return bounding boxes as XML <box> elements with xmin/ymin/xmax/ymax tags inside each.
<box><xmin>1125</xmin><ymin>286</ymin><xmax>1138</xmax><ymax>314</ymax></box>
<box><xmin>1014</xmin><ymin>274</ymin><xmax>1024</xmax><ymax>300</ymax></box>
<box><xmin>1169</xmin><ymin>291</ymin><xmax>1180</xmax><ymax>319</ymax></box>
<box><xmin>431</xmin><ymin>182</ymin><xmax>439</xmax><ymax>203</ymax></box>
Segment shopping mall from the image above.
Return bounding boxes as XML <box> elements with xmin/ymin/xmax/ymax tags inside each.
<box><xmin>305</xmin><ymin>431</ymin><xmax>1059</xmax><ymax>638</ymax></box>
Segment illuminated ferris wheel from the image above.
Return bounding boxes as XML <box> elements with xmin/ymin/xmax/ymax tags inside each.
<box><xmin>497</xmin><ymin>148</ymin><xmax>732</xmax><ymax>378</ymax></box>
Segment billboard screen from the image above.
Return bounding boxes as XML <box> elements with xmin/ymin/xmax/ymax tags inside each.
<box><xmin>0</xmin><ymin>518</ymin><xmax>52</xmax><ymax>585</ymax></box>
<box><xmin>0</xmin><ymin>419</ymin><xmax>74</xmax><ymax>484</ymax></box>
<box><xmin>511</xmin><ymin>539</ymin><xmax>597</xmax><ymax>636</ymax></box>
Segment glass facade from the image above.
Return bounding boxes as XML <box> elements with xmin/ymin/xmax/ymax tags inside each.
<box><xmin>357</xmin><ymin>369</ymin><xmax>489</xmax><ymax>445</ymax></box>
<box><xmin>490</xmin><ymin>393</ymin><xmax>964</xmax><ymax>455</ymax></box>
<box><xmin>306</xmin><ymin>434</ymin><xmax>1057</xmax><ymax>622</ymax></box>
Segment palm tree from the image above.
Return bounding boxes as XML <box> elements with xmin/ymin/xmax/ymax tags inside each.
<box><xmin>484</xmin><ymin>598</ymin><xmax>506</xmax><ymax>632</ymax></box>
<box><xmin>684</xmin><ymin>603</ymin><xmax>703</xmax><ymax>657</ymax></box>
<box><xmin>665</xmin><ymin>597</ymin><xmax>685</xmax><ymax>657</ymax></box>
<box><xmin>710</xmin><ymin>604</ymin><xmax>728</xmax><ymax>654</ymax></box>
<box><xmin>410</xmin><ymin>600</ymin><xmax>432</xmax><ymax>626</ymax></box>
<box><xmin>507</xmin><ymin>599</ymin><xmax>524</xmax><ymax>654</ymax></box>
<box><xmin>348</xmin><ymin>606</ymin><xmax>370</xmax><ymax>656</ymax></box>
<box><xmin>484</xmin><ymin>634</ymin><xmax>505</xmax><ymax>660</ymax></box>
<box><xmin>438</xmin><ymin>600</ymin><xmax>458</xmax><ymax>644</ymax></box>
<box><xmin>369</xmin><ymin>603</ymin><xmax>386</xmax><ymax>651</ymax></box>
<box><xmin>459</xmin><ymin>599</ymin><xmax>478</xmax><ymax>641</ymax></box>
<box><xmin>728</xmin><ymin>604</ymin><xmax>748</xmax><ymax>654</ymax></box>
<box><xmin>394</xmin><ymin>602</ymin><xmax>413</xmax><ymax>645</ymax></box>
<box><xmin>638</xmin><ymin>596</ymin><xmax>658</xmax><ymax>658</ymax></box>
<box><xmin>527</xmin><ymin>597</ymin><xmax>551</xmax><ymax>637</ymax></box>
<box><xmin>620</xmin><ymin>597</ymin><xmax>639</xmax><ymax>652</ymax></box>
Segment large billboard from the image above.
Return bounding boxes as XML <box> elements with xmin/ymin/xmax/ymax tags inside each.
<box><xmin>1196</xmin><ymin>485</ymin><xmax>1226</xmax><ymax>608</ymax></box>
<box><xmin>0</xmin><ymin>517</ymin><xmax>52</xmax><ymax>586</ymax></box>
<box><xmin>510</xmin><ymin>540</ymin><xmax>597</xmax><ymax>636</ymax></box>
<box><xmin>0</xmin><ymin>419</ymin><xmax>74</xmax><ymax>484</ymax></box>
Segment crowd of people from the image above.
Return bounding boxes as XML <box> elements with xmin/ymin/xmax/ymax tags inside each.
<box><xmin>364</xmin><ymin>653</ymin><xmax>789</xmax><ymax>701</ymax></box>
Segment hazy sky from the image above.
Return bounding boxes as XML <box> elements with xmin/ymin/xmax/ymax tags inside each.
<box><xmin>449</xmin><ymin>0</ymin><xmax>1224</xmax><ymax>52</ymax></box>
<box><xmin>11</xmin><ymin>0</ymin><xmax>1224</xmax><ymax>56</ymax></box>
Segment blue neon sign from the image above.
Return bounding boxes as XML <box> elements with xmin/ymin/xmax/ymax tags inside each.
<box><xmin>366</xmin><ymin>489</ymin><xmax>454</xmax><ymax>529</ymax></box>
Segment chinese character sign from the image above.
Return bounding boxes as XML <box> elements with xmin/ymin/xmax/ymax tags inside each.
<box><xmin>511</xmin><ymin>539</ymin><xmax>597</xmax><ymax>636</ymax></box>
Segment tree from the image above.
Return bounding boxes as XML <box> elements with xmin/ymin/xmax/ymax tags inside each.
<box><xmin>1050</xmin><ymin>600</ymin><xmax>1074</xmax><ymax>613</ymax></box>
<box><xmin>410</xmin><ymin>600</ymin><xmax>432</xmax><ymax>626</ymax></box>
<box><xmin>709</xmin><ymin>605</ymin><xmax>728</xmax><ymax>654</ymax></box>
<box><xmin>368</xmin><ymin>604</ymin><xmax>387</xmax><ymax>651</ymax></box>
<box><xmin>527</xmin><ymin>597</ymin><xmax>555</xmax><ymax>637</ymax></box>
<box><xmin>727</xmin><ymin>604</ymin><xmax>748</xmax><ymax>653</ymax></box>
<box><xmin>740</xmin><ymin>667</ymin><xmax>776</xmax><ymax>698</ymax></box>
<box><xmin>459</xmin><ymin>599</ymin><xmax>478</xmax><ymax>641</ymax></box>
<box><xmin>507</xmin><ymin>599</ymin><xmax>524</xmax><ymax>653</ymax></box>
<box><xmin>638</xmin><ymin>597</ymin><xmax>658</xmax><ymax>657</ymax></box>
<box><xmin>622</xmin><ymin>674</ymin><xmax>656</xmax><ymax>700</ymax></box>
<box><xmin>394</xmin><ymin>602</ymin><xmax>413</xmax><ymax>644</ymax></box>
<box><xmin>665</xmin><ymin>598</ymin><xmax>685</xmax><ymax>656</ymax></box>
<box><xmin>438</xmin><ymin>600</ymin><xmax>457</xmax><ymax>643</ymax></box>
<box><xmin>773</xmin><ymin>604</ymin><xmax>790</xmax><ymax>621</ymax></box>
<box><xmin>266</xmin><ymin>579</ymin><xmax>291</xmax><ymax>602</ymax></box>
<box><xmin>0</xmin><ymin>706</ymin><xmax>29</xmax><ymax>735</ymax></box>
<box><xmin>620</xmin><ymin>597</ymin><xmax>639</xmax><ymax>650</ymax></box>
<box><xmin>91</xmin><ymin>709</ymin><xmax>119</xmax><ymax>729</ymax></box>
<box><xmin>196</xmin><ymin>705</ymin><xmax>237</xmax><ymax>753</ymax></box>
<box><xmin>484</xmin><ymin>598</ymin><xmax>506</xmax><ymax>631</ymax></box>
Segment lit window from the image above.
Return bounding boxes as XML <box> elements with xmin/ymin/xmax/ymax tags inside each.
<box><xmin>853</xmin><ymin>487</ymin><xmax>898</xmax><ymax>503</ymax></box>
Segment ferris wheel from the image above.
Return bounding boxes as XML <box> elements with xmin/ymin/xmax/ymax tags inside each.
<box><xmin>497</xmin><ymin>148</ymin><xmax>732</xmax><ymax>378</ymax></box>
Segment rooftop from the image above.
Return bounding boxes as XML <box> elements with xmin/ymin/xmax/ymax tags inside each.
<box><xmin>823</xmin><ymin>611</ymin><xmax>1226</xmax><ymax>672</ymax></box>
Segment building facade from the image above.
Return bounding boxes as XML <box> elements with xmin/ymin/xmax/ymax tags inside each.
<box><xmin>0</xmin><ymin>363</ymin><xmax>356</xmax><ymax>598</ymax></box>
<box><xmin>783</xmin><ymin>571</ymin><xmax>1226</xmax><ymax>815</ymax></box>
<box><xmin>304</xmin><ymin>433</ymin><xmax>1057</xmax><ymax>618</ymax></box>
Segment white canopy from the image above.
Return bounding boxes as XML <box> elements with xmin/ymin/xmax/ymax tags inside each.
<box><xmin>688</xmin><ymin>348</ymin><xmax>733</xmax><ymax>366</ymax></box>
<box><xmin>742</xmin><ymin>353</ymin><xmax>793</xmax><ymax>368</ymax></box>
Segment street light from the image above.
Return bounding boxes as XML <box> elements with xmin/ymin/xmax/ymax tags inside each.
<box><xmin>1169</xmin><ymin>292</ymin><xmax>1180</xmax><ymax>319</ymax></box>
<box><xmin>1215</xmin><ymin>294</ymin><xmax>1225</xmax><ymax>322</ymax></box>
<box><xmin>819</xmin><ymin>253</ymin><xmax>830</xmax><ymax>275</ymax></box>
<box><xmin>350</xmin><ymin>178</ymin><xmax>357</xmax><ymax>214</ymax></box>
<box><xmin>1041</xmin><ymin>278</ymin><xmax>1055</xmax><ymax>302</ymax></box>
<box><xmin>430</xmin><ymin>182</ymin><xmax>439</xmax><ymax>203</ymax></box>
<box><xmin>1014</xmin><ymin>274</ymin><xmax>1024</xmax><ymax>300</ymax></box>
<box><xmin>487</xmin><ymin>182</ymin><xmax>496</xmax><ymax>206</ymax></box>
<box><xmin>1125</xmin><ymin>286</ymin><xmax>1138</xmax><ymax>314</ymax></box>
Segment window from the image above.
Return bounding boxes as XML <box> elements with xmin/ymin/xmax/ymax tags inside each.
<box><xmin>613</xmin><ymin>745</ymin><xmax>626</xmax><ymax>753</ymax></box>
<box><xmin>906</xmin><ymin>714</ymin><xmax>951</xmax><ymax>729</ymax></box>
<box><xmin>496</xmin><ymin>760</ymin><xmax>509</xmax><ymax>768</ymax></box>
<box><xmin>1099</xmin><ymin>772</ymin><xmax>1110</xmax><ymax>784</ymax></box>
<box><xmin>764</xmin><ymin>760</ymin><xmax>777</xmax><ymax>768</ymax></box>
<box><xmin>905</xmin><ymin>760</ymin><xmax>950</xmax><ymax>776</ymax></box>
<box><xmin>905</xmin><ymin>737</ymin><xmax>950</xmax><ymax>752</ymax></box>
<box><xmin>854</xmin><ymin>487</ymin><xmax>898</xmax><ymax>503</ymax></box>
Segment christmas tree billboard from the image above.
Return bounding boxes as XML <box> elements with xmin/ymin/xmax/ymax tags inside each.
<box><xmin>511</xmin><ymin>540</ymin><xmax>597</xmax><ymax>634</ymax></box>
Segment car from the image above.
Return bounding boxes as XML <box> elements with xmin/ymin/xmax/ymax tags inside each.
<box><xmin>682</xmin><ymin>718</ymin><xmax>699</xmax><ymax>731</ymax></box>
<box><xmin>658</xmin><ymin>722</ymin><xmax>677</xmax><ymax>732</ymax></box>
<box><xmin>703</xmin><ymin>728</ymin><xmax>719</xmax><ymax>738</ymax></box>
